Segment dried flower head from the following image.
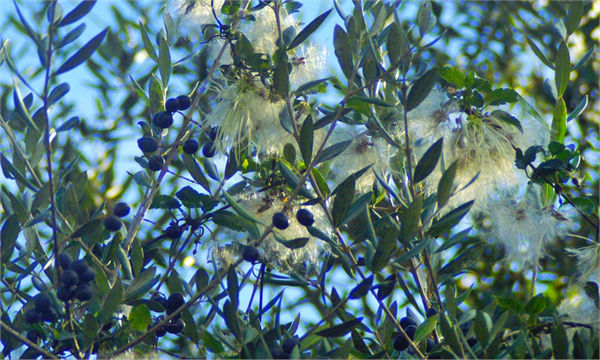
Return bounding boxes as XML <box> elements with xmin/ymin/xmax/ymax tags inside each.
<box><xmin>111</xmin><ymin>349</ymin><xmax>161</xmax><ymax>360</ymax></box>
<box><xmin>289</xmin><ymin>42</ymin><xmax>328</xmax><ymax>89</ymax></box>
<box><xmin>210</xmin><ymin>4</ymin><xmax>298</xmax><ymax>64</ymax></box>
<box><xmin>440</xmin><ymin>115</ymin><xmax>526</xmax><ymax>211</ymax></box>
<box><xmin>558</xmin><ymin>284</ymin><xmax>600</xmax><ymax>332</ymax></box>
<box><xmin>328</xmin><ymin>124</ymin><xmax>392</xmax><ymax>193</ymax></box>
<box><xmin>203</xmin><ymin>77</ymin><xmax>285</xmax><ymax>156</ymax></box>
<box><xmin>167</xmin><ymin>0</ymin><xmax>225</xmax><ymax>38</ymax></box>
<box><xmin>405</xmin><ymin>89</ymin><xmax>549</xmax><ymax>213</ymax></box>
<box><xmin>566</xmin><ymin>242</ymin><xmax>600</xmax><ymax>284</ymax></box>
<box><xmin>489</xmin><ymin>190</ymin><xmax>571</xmax><ymax>268</ymax></box>
<box><xmin>406</xmin><ymin>88</ymin><xmax>458</xmax><ymax>142</ymax></box>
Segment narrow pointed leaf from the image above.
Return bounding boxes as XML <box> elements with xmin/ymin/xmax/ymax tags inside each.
<box><xmin>158</xmin><ymin>35</ymin><xmax>171</xmax><ymax>88</ymax></box>
<box><xmin>300</xmin><ymin>116</ymin><xmax>314</xmax><ymax>165</ymax></box>
<box><xmin>316</xmin><ymin>318</ymin><xmax>363</xmax><ymax>337</ymax></box>
<box><xmin>59</xmin><ymin>1</ymin><xmax>96</xmax><ymax>27</ymax></box>
<box><xmin>315</xmin><ymin>140</ymin><xmax>352</xmax><ymax>165</ymax></box>
<box><xmin>56</xmin><ymin>27</ymin><xmax>109</xmax><ymax>75</ymax></box>
<box><xmin>331</xmin><ymin>176</ymin><xmax>354</xmax><ymax>227</ymax></box>
<box><xmin>333</xmin><ymin>25</ymin><xmax>354</xmax><ymax>79</ymax></box>
<box><xmin>406</xmin><ymin>67</ymin><xmax>438</xmax><ymax>111</ymax></box>
<box><xmin>288</xmin><ymin>9</ymin><xmax>332</xmax><ymax>50</ymax></box>
<box><xmin>349</xmin><ymin>275</ymin><xmax>373</xmax><ymax>299</ymax></box>
<box><xmin>554</xmin><ymin>41</ymin><xmax>570</xmax><ymax>97</ymax></box>
<box><xmin>413</xmin><ymin>137</ymin><xmax>443</xmax><ymax>183</ymax></box>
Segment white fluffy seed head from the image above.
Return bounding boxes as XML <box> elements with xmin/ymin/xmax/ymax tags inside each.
<box><xmin>111</xmin><ymin>350</ymin><xmax>161</xmax><ymax>360</ymax></box>
<box><xmin>167</xmin><ymin>0</ymin><xmax>225</xmax><ymax>38</ymax></box>
<box><xmin>406</xmin><ymin>88</ymin><xmax>458</xmax><ymax>142</ymax></box>
<box><xmin>440</xmin><ymin>115</ymin><xmax>525</xmax><ymax>212</ymax></box>
<box><xmin>488</xmin><ymin>190</ymin><xmax>571</xmax><ymax>268</ymax></box>
<box><xmin>203</xmin><ymin>78</ymin><xmax>285</xmax><ymax>157</ymax></box>
<box><xmin>327</xmin><ymin>124</ymin><xmax>392</xmax><ymax>193</ymax></box>
<box><xmin>404</xmin><ymin>89</ymin><xmax>550</xmax><ymax>213</ymax></box>
<box><xmin>558</xmin><ymin>285</ymin><xmax>600</xmax><ymax>332</ymax></box>
<box><xmin>566</xmin><ymin>243</ymin><xmax>600</xmax><ymax>284</ymax></box>
<box><xmin>289</xmin><ymin>42</ymin><xmax>329</xmax><ymax>90</ymax></box>
<box><xmin>210</xmin><ymin>5</ymin><xmax>298</xmax><ymax>65</ymax></box>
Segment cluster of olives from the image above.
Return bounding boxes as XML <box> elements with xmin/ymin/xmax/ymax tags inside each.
<box><xmin>24</xmin><ymin>293</ymin><xmax>58</xmax><ymax>324</ymax></box>
<box><xmin>153</xmin><ymin>95</ymin><xmax>191</xmax><ymax>129</ymax></box>
<box><xmin>180</xmin><ymin>126</ymin><xmax>218</xmax><ymax>157</ymax></box>
<box><xmin>56</xmin><ymin>253</ymin><xmax>95</xmax><ymax>302</ymax></box>
<box><xmin>393</xmin><ymin>307</ymin><xmax>438</xmax><ymax>353</ymax></box>
<box><xmin>26</xmin><ymin>329</ymin><xmax>42</xmax><ymax>344</ymax></box>
<box><xmin>103</xmin><ymin>202</ymin><xmax>130</xmax><ymax>232</ymax></box>
<box><xmin>272</xmin><ymin>208</ymin><xmax>315</xmax><ymax>230</ymax></box>
<box><xmin>137</xmin><ymin>95</ymin><xmax>218</xmax><ymax>172</ymax></box>
<box><xmin>270</xmin><ymin>336</ymin><xmax>301</xmax><ymax>359</ymax></box>
<box><xmin>150</xmin><ymin>293</ymin><xmax>186</xmax><ymax>337</ymax></box>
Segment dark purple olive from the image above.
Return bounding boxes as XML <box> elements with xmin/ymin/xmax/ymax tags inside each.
<box><xmin>296</xmin><ymin>209</ymin><xmax>314</xmax><ymax>227</ymax></box>
<box><xmin>165</xmin><ymin>98</ymin><xmax>180</xmax><ymax>113</ymax></box>
<box><xmin>61</xmin><ymin>270</ymin><xmax>79</xmax><ymax>287</ymax></box>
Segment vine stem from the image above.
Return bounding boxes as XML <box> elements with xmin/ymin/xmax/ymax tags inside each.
<box><xmin>0</xmin><ymin>320</ymin><xmax>59</xmax><ymax>359</ymax></box>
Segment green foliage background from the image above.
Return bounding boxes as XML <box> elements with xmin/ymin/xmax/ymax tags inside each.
<box><xmin>0</xmin><ymin>1</ymin><xmax>598</xmax><ymax>359</ymax></box>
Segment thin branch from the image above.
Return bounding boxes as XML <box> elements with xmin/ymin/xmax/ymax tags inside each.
<box><xmin>0</xmin><ymin>320</ymin><xmax>59</xmax><ymax>359</ymax></box>
<box><xmin>41</xmin><ymin>1</ymin><xmax>62</xmax><ymax>290</ymax></box>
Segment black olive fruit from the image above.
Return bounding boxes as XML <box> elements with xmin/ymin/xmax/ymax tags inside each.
<box><xmin>176</xmin><ymin>95</ymin><xmax>191</xmax><ymax>111</ymax></box>
<box><xmin>70</xmin><ymin>259</ymin><xmax>88</xmax><ymax>275</ymax></box>
<box><xmin>393</xmin><ymin>334</ymin><xmax>409</xmax><ymax>352</ymax></box>
<box><xmin>426</xmin><ymin>338</ymin><xmax>435</xmax><ymax>352</ymax></box>
<box><xmin>426</xmin><ymin>307</ymin><xmax>438</xmax><ymax>318</ymax></box>
<box><xmin>167</xmin><ymin>293</ymin><xmax>185</xmax><ymax>317</ymax></box>
<box><xmin>156</xmin><ymin>326</ymin><xmax>167</xmax><ymax>337</ymax></box>
<box><xmin>282</xmin><ymin>337</ymin><xmax>300</xmax><ymax>354</ymax></box>
<box><xmin>202</xmin><ymin>142</ymin><xmax>216</xmax><ymax>158</ymax></box>
<box><xmin>405</xmin><ymin>325</ymin><xmax>417</xmax><ymax>340</ymax></box>
<box><xmin>61</xmin><ymin>270</ymin><xmax>79</xmax><ymax>287</ymax></box>
<box><xmin>103</xmin><ymin>215</ymin><xmax>122</xmax><ymax>232</ymax></box>
<box><xmin>296</xmin><ymin>209</ymin><xmax>314</xmax><ymax>227</ymax></box>
<box><xmin>79</xmin><ymin>267</ymin><xmax>96</xmax><ymax>283</ymax></box>
<box><xmin>43</xmin><ymin>308</ymin><xmax>58</xmax><ymax>323</ymax></box>
<box><xmin>74</xmin><ymin>285</ymin><xmax>93</xmax><ymax>301</ymax></box>
<box><xmin>154</xmin><ymin>111</ymin><xmax>174</xmax><ymax>128</ymax></box>
<box><xmin>26</xmin><ymin>330</ymin><xmax>40</xmax><ymax>344</ymax></box>
<box><xmin>148</xmin><ymin>155</ymin><xmax>165</xmax><ymax>172</ymax></box>
<box><xmin>182</xmin><ymin>139</ymin><xmax>199</xmax><ymax>154</ymax></box>
<box><xmin>208</xmin><ymin>126</ymin><xmax>219</xmax><ymax>141</ymax></box>
<box><xmin>153</xmin><ymin>296</ymin><xmax>168</xmax><ymax>311</ymax></box>
<box><xmin>25</xmin><ymin>308</ymin><xmax>42</xmax><ymax>323</ymax></box>
<box><xmin>153</xmin><ymin>315</ymin><xmax>168</xmax><ymax>337</ymax></box>
<box><xmin>400</xmin><ymin>316</ymin><xmax>418</xmax><ymax>329</ymax></box>
<box><xmin>58</xmin><ymin>252</ymin><xmax>73</xmax><ymax>271</ymax></box>
<box><xmin>57</xmin><ymin>286</ymin><xmax>74</xmax><ymax>302</ymax></box>
<box><xmin>137</xmin><ymin>136</ymin><xmax>159</xmax><ymax>153</ymax></box>
<box><xmin>272</xmin><ymin>212</ymin><xmax>289</xmax><ymax>230</ymax></box>
<box><xmin>101</xmin><ymin>321</ymin><xmax>115</xmax><ymax>332</ymax></box>
<box><xmin>166</xmin><ymin>318</ymin><xmax>186</xmax><ymax>334</ymax></box>
<box><xmin>165</xmin><ymin>98</ymin><xmax>180</xmax><ymax>113</ymax></box>
<box><xmin>164</xmin><ymin>225</ymin><xmax>183</xmax><ymax>240</ymax></box>
<box><xmin>242</xmin><ymin>246</ymin><xmax>260</xmax><ymax>263</ymax></box>
<box><xmin>113</xmin><ymin>202</ymin><xmax>131</xmax><ymax>217</ymax></box>
<box><xmin>34</xmin><ymin>294</ymin><xmax>51</xmax><ymax>309</ymax></box>
<box><xmin>270</xmin><ymin>348</ymin><xmax>290</xmax><ymax>360</ymax></box>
